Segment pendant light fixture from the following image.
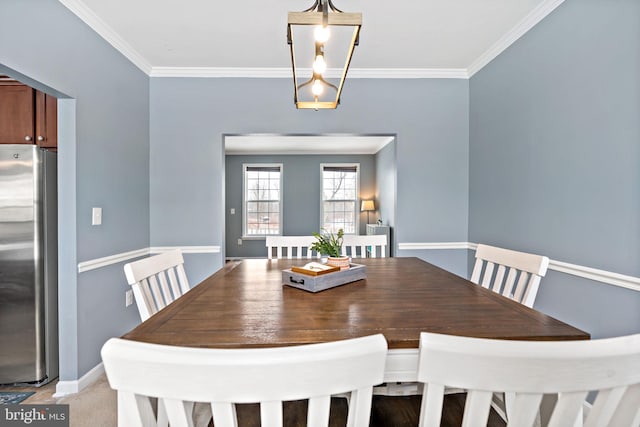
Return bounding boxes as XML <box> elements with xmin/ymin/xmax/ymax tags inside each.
<box><xmin>287</xmin><ymin>0</ymin><xmax>362</xmax><ymax>109</ymax></box>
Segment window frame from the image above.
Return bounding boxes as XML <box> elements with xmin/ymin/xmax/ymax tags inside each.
<box><xmin>319</xmin><ymin>163</ymin><xmax>360</xmax><ymax>235</ymax></box>
<box><xmin>242</xmin><ymin>163</ymin><xmax>283</xmax><ymax>239</ymax></box>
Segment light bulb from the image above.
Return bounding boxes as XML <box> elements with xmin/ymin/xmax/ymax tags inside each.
<box><xmin>312</xmin><ymin>80</ymin><xmax>324</xmax><ymax>96</ymax></box>
<box><xmin>313</xmin><ymin>55</ymin><xmax>327</xmax><ymax>74</ymax></box>
<box><xmin>314</xmin><ymin>26</ymin><xmax>330</xmax><ymax>43</ymax></box>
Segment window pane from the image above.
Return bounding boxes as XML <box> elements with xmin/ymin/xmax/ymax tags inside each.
<box><xmin>321</xmin><ymin>165</ymin><xmax>358</xmax><ymax>233</ymax></box>
<box><xmin>244</xmin><ymin>165</ymin><xmax>282</xmax><ymax>236</ymax></box>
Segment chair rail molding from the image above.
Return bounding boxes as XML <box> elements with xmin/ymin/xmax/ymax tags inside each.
<box><xmin>77</xmin><ymin>246</ymin><xmax>221</xmax><ymax>273</ymax></box>
<box><xmin>398</xmin><ymin>241</ymin><xmax>640</xmax><ymax>292</ymax></box>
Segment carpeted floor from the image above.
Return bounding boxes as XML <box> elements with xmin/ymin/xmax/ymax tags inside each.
<box><xmin>0</xmin><ymin>374</ymin><xmax>116</xmax><ymax>427</ymax></box>
<box><xmin>56</xmin><ymin>375</ymin><xmax>117</xmax><ymax>427</ymax></box>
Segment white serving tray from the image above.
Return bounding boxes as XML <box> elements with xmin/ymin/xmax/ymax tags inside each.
<box><xmin>282</xmin><ymin>263</ymin><xmax>367</xmax><ymax>293</ymax></box>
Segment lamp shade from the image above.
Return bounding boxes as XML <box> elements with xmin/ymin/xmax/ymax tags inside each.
<box><xmin>361</xmin><ymin>200</ymin><xmax>375</xmax><ymax>212</ymax></box>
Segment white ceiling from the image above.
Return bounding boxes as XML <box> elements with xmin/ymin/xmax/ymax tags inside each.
<box><xmin>59</xmin><ymin>0</ymin><xmax>565</xmax><ymax>77</ymax></box>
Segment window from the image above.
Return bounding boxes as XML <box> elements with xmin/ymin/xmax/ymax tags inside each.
<box><xmin>321</xmin><ymin>164</ymin><xmax>359</xmax><ymax>234</ymax></box>
<box><xmin>243</xmin><ymin>164</ymin><xmax>282</xmax><ymax>237</ymax></box>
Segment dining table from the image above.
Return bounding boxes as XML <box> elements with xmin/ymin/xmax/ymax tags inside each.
<box><xmin>123</xmin><ymin>257</ymin><xmax>590</xmax><ymax>384</ymax></box>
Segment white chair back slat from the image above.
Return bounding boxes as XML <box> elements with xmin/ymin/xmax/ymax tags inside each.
<box><xmin>133</xmin><ymin>280</ymin><xmax>154</xmax><ymax>320</ymax></box>
<box><xmin>260</xmin><ymin>401</ymin><xmax>282</xmax><ymax>427</ymax></box>
<box><xmin>341</xmin><ymin>234</ymin><xmax>387</xmax><ymax>259</ymax></box>
<box><xmin>102</xmin><ymin>334</ymin><xmax>388</xmax><ymax>427</ymax></box>
<box><xmin>418</xmin><ymin>383</ymin><xmax>445</xmax><ymax>427</ymax></box>
<box><xmin>163</xmin><ymin>399</ymin><xmax>191</xmax><ymax>427</ymax></box>
<box><xmin>510</xmin><ymin>394</ymin><xmax>544</xmax><ymax>427</ymax></box>
<box><xmin>416</xmin><ymin>332</ymin><xmax>640</xmax><ymax>427</ymax></box>
<box><xmin>519</xmin><ymin>275</ymin><xmax>541</xmax><ymax>308</ymax></box>
<box><xmin>471</xmin><ymin>244</ymin><xmax>549</xmax><ymax>308</ymax></box>
<box><xmin>266</xmin><ymin>236</ymin><xmax>318</xmax><ymax>260</ymax></box>
<box><xmin>308</xmin><ymin>396</ymin><xmax>331</xmax><ymax>427</ymax></box>
<box><xmin>210</xmin><ymin>402</ymin><xmax>236</xmax><ymax>427</ymax></box>
<box><xmin>147</xmin><ymin>276</ymin><xmax>166</xmax><ymax>310</ymax></box>
<box><xmin>462</xmin><ymin>390</ymin><xmax>493</xmax><ymax>426</ymax></box>
<box><xmin>586</xmin><ymin>386</ymin><xmax>627</xmax><ymax>427</ymax></box>
<box><xmin>607</xmin><ymin>383</ymin><xmax>640</xmax><ymax>425</ymax></box>
<box><xmin>510</xmin><ymin>271</ymin><xmax>530</xmax><ymax>300</ymax></box>
<box><xmin>124</xmin><ymin>250</ymin><xmax>191</xmax><ymax>321</ymax></box>
<box><xmin>470</xmin><ymin>259</ymin><xmax>484</xmax><ymax>283</ymax></box>
<box><xmin>547</xmin><ymin>392</ymin><xmax>586</xmax><ymax>427</ymax></box>
<box><xmin>165</xmin><ymin>268</ymin><xmax>181</xmax><ymax>300</ymax></box>
<box><xmin>501</xmin><ymin>267</ymin><xmax>519</xmax><ymax>297</ymax></box>
<box><xmin>493</xmin><ymin>265</ymin><xmax>506</xmax><ymax>293</ymax></box>
<box><xmin>480</xmin><ymin>261</ymin><xmax>495</xmax><ymax>289</ymax></box>
<box><xmin>156</xmin><ymin>271</ymin><xmax>174</xmax><ymax>306</ymax></box>
<box><xmin>347</xmin><ymin>387</ymin><xmax>376</xmax><ymax>426</ymax></box>
<box><xmin>175</xmin><ymin>264</ymin><xmax>190</xmax><ymax>294</ymax></box>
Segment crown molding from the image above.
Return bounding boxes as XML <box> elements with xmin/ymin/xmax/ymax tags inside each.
<box><xmin>467</xmin><ymin>0</ymin><xmax>566</xmax><ymax>76</ymax></box>
<box><xmin>150</xmin><ymin>67</ymin><xmax>293</xmax><ymax>78</ymax></box>
<box><xmin>150</xmin><ymin>66</ymin><xmax>469</xmax><ymax>79</ymax></box>
<box><xmin>58</xmin><ymin>0</ymin><xmax>153</xmax><ymax>75</ymax></box>
<box><xmin>348</xmin><ymin>68</ymin><xmax>469</xmax><ymax>79</ymax></box>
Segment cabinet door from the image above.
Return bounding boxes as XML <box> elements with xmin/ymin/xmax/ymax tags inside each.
<box><xmin>0</xmin><ymin>85</ymin><xmax>35</xmax><ymax>144</ymax></box>
<box><xmin>35</xmin><ymin>91</ymin><xmax>57</xmax><ymax>148</ymax></box>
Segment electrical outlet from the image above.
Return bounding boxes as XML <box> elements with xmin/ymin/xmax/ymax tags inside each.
<box><xmin>125</xmin><ymin>290</ymin><xmax>133</xmax><ymax>307</ymax></box>
<box><xmin>92</xmin><ymin>207</ymin><xmax>102</xmax><ymax>225</ymax></box>
<box><xmin>230</xmin><ymin>208</ymin><xmax>236</xmax><ymax>215</ymax></box>
<box><xmin>237</xmin><ymin>238</ymin><xmax>243</xmax><ymax>245</ymax></box>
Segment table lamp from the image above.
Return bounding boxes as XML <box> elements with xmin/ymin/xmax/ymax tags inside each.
<box><xmin>361</xmin><ymin>200</ymin><xmax>375</xmax><ymax>225</ymax></box>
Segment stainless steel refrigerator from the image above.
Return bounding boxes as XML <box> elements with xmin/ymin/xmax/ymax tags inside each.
<box><xmin>0</xmin><ymin>145</ymin><xmax>58</xmax><ymax>385</ymax></box>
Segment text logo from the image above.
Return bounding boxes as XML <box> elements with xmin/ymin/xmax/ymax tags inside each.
<box><xmin>2</xmin><ymin>405</ymin><xmax>69</xmax><ymax>426</ymax></box>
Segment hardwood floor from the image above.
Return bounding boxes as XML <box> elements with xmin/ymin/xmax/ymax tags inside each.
<box><xmin>231</xmin><ymin>394</ymin><xmax>506</xmax><ymax>427</ymax></box>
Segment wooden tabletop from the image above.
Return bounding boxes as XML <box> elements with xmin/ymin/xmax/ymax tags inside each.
<box><xmin>123</xmin><ymin>257</ymin><xmax>589</xmax><ymax>349</ymax></box>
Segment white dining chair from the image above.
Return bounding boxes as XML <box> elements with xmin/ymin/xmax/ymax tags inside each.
<box><xmin>342</xmin><ymin>234</ymin><xmax>387</xmax><ymax>258</ymax></box>
<box><xmin>123</xmin><ymin>249</ymin><xmax>191</xmax><ymax>321</ymax></box>
<box><xmin>417</xmin><ymin>332</ymin><xmax>640</xmax><ymax>427</ymax></box>
<box><xmin>471</xmin><ymin>244</ymin><xmax>549</xmax><ymax>308</ymax></box>
<box><xmin>266</xmin><ymin>235</ymin><xmax>319</xmax><ymax>259</ymax></box>
<box><xmin>101</xmin><ymin>334</ymin><xmax>388</xmax><ymax>427</ymax></box>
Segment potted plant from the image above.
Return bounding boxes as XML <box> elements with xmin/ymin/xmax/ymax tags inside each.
<box><xmin>310</xmin><ymin>228</ymin><xmax>350</xmax><ymax>270</ymax></box>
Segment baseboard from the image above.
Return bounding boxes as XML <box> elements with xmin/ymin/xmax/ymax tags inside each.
<box><xmin>53</xmin><ymin>362</ymin><xmax>104</xmax><ymax>397</ymax></box>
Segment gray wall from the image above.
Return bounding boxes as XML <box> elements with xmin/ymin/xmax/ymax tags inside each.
<box><xmin>0</xmin><ymin>0</ymin><xmax>150</xmax><ymax>379</ymax></box>
<box><xmin>225</xmin><ymin>154</ymin><xmax>377</xmax><ymax>259</ymax></box>
<box><xmin>469</xmin><ymin>0</ymin><xmax>640</xmax><ymax>338</ymax></box>
<box><xmin>150</xmin><ymin>77</ymin><xmax>470</xmax><ymax>278</ymax></box>
<box><xmin>375</xmin><ymin>140</ymin><xmax>397</xmax><ymax>255</ymax></box>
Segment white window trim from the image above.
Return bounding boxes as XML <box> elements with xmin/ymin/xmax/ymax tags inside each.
<box><xmin>320</xmin><ymin>163</ymin><xmax>360</xmax><ymax>235</ymax></box>
<box><xmin>242</xmin><ymin>163</ymin><xmax>283</xmax><ymax>239</ymax></box>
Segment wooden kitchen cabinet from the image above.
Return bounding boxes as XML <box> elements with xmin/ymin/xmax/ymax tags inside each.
<box><xmin>0</xmin><ymin>77</ymin><xmax>57</xmax><ymax>148</ymax></box>
<box><xmin>0</xmin><ymin>84</ymin><xmax>35</xmax><ymax>144</ymax></box>
<box><xmin>35</xmin><ymin>90</ymin><xmax>57</xmax><ymax>148</ymax></box>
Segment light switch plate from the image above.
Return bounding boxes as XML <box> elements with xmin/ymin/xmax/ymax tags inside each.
<box><xmin>92</xmin><ymin>207</ymin><xmax>102</xmax><ymax>225</ymax></box>
<box><xmin>125</xmin><ymin>290</ymin><xmax>133</xmax><ymax>307</ymax></box>
<box><xmin>230</xmin><ymin>208</ymin><xmax>236</xmax><ymax>215</ymax></box>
